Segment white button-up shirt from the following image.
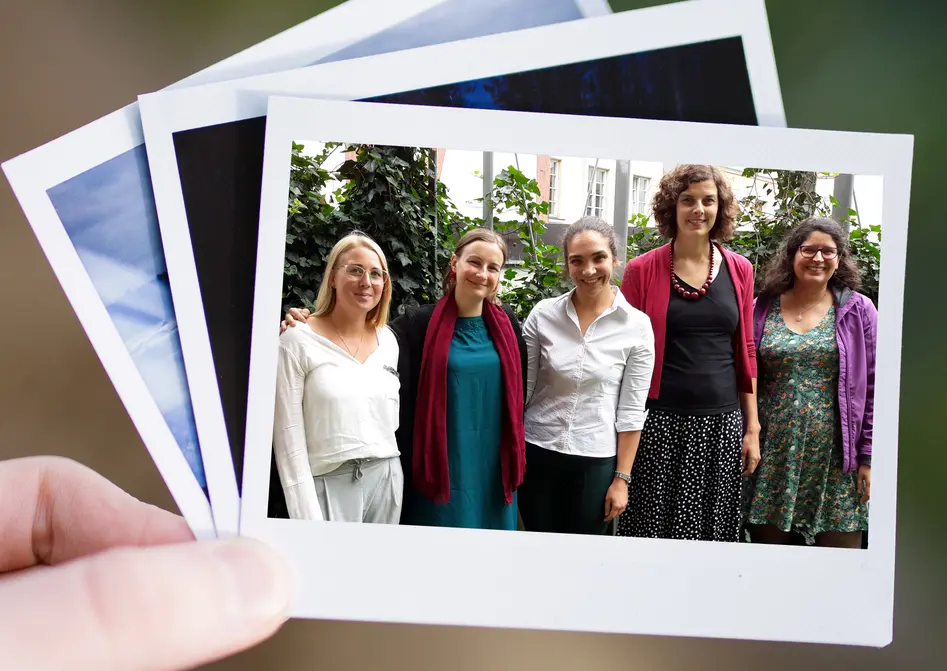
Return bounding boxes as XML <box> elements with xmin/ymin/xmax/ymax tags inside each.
<box><xmin>523</xmin><ymin>288</ymin><xmax>655</xmax><ymax>458</ymax></box>
<box><xmin>273</xmin><ymin>323</ymin><xmax>401</xmax><ymax>521</ymax></box>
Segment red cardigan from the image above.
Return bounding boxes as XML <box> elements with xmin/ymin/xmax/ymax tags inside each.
<box><xmin>620</xmin><ymin>242</ymin><xmax>757</xmax><ymax>400</ymax></box>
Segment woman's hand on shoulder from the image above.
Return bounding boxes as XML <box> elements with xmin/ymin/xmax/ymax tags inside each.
<box><xmin>279</xmin><ymin>307</ymin><xmax>311</xmax><ymax>334</ymax></box>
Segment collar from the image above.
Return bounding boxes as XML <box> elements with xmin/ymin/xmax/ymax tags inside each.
<box><xmin>563</xmin><ymin>284</ymin><xmax>633</xmax><ymax>322</ymax></box>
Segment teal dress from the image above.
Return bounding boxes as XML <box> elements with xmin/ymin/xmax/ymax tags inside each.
<box><xmin>411</xmin><ymin>316</ymin><xmax>518</xmax><ymax>530</ymax></box>
<box><xmin>743</xmin><ymin>298</ymin><xmax>869</xmax><ymax>544</ymax></box>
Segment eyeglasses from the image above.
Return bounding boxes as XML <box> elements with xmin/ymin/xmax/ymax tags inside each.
<box><xmin>341</xmin><ymin>264</ymin><xmax>388</xmax><ymax>284</ymax></box>
<box><xmin>798</xmin><ymin>245</ymin><xmax>838</xmax><ymax>260</ymax></box>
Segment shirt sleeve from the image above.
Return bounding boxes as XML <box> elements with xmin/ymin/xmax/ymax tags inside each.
<box><xmin>522</xmin><ymin>305</ymin><xmax>542</xmax><ymax>407</ymax></box>
<box><xmin>857</xmin><ymin>298</ymin><xmax>878</xmax><ymax>465</ymax></box>
<box><xmin>272</xmin><ymin>342</ymin><xmax>324</xmax><ymax>521</ymax></box>
<box><xmin>740</xmin><ymin>258</ymin><xmax>758</xmax><ymax>378</ymax></box>
<box><xmin>620</xmin><ymin>260</ymin><xmax>641</xmax><ymax>309</ymax></box>
<box><xmin>615</xmin><ymin>318</ymin><xmax>656</xmax><ymax>433</ymax></box>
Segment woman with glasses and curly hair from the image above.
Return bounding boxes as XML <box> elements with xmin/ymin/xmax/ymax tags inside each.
<box><xmin>616</xmin><ymin>164</ymin><xmax>761</xmax><ymax>543</ymax></box>
<box><xmin>743</xmin><ymin>217</ymin><xmax>875</xmax><ymax>548</ymax></box>
<box><xmin>273</xmin><ymin>232</ymin><xmax>403</xmax><ymax>524</ymax></box>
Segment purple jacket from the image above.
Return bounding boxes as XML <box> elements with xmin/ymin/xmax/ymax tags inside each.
<box><xmin>753</xmin><ymin>287</ymin><xmax>877</xmax><ymax>474</ymax></box>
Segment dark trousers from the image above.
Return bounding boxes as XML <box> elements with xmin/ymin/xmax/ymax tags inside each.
<box><xmin>518</xmin><ymin>442</ymin><xmax>616</xmax><ymax>536</ymax></box>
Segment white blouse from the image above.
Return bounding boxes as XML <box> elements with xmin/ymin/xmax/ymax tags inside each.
<box><xmin>272</xmin><ymin>323</ymin><xmax>401</xmax><ymax>521</ymax></box>
<box><xmin>523</xmin><ymin>288</ymin><xmax>655</xmax><ymax>458</ymax></box>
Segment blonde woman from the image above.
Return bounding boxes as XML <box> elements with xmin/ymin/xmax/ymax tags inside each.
<box><xmin>273</xmin><ymin>233</ymin><xmax>403</xmax><ymax>523</ymax></box>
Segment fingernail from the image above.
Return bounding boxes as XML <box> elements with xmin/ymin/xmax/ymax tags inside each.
<box><xmin>214</xmin><ymin>539</ymin><xmax>293</xmax><ymax>621</ymax></box>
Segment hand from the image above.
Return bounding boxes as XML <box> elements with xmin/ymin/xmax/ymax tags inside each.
<box><xmin>0</xmin><ymin>456</ymin><xmax>292</xmax><ymax>671</ymax></box>
<box><xmin>279</xmin><ymin>307</ymin><xmax>311</xmax><ymax>334</ymax></box>
<box><xmin>604</xmin><ymin>479</ymin><xmax>628</xmax><ymax>522</ymax></box>
<box><xmin>741</xmin><ymin>429</ymin><xmax>761</xmax><ymax>476</ymax></box>
<box><xmin>857</xmin><ymin>464</ymin><xmax>871</xmax><ymax>504</ymax></box>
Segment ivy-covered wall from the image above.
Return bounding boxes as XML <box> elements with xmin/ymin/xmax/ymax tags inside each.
<box><xmin>286</xmin><ymin>145</ymin><xmax>882</xmax><ymax>322</ymax></box>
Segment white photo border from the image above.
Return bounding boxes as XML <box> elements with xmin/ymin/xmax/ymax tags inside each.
<box><xmin>244</xmin><ymin>96</ymin><xmax>911</xmax><ymax>646</ymax></box>
<box><xmin>136</xmin><ymin>0</ymin><xmax>784</xmax><ymax>529</ymax></box>
<box><xmin>0</xmin><ymin>0</ymin><xmax>467</xmax><ymax>539</ymax></box>
<box><xmin>2</xmin><ymin>106</ymin><xmax>215</xmax><ymax>539</ymax></box>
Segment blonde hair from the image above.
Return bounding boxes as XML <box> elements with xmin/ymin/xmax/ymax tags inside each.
<box><xmin>441</xmin><ymin>227</ymin><xmax>508</xmax><ymax>305</ymax></box>
<box><xmin>312</xmin><ymin>233</ymin><xmax>392</xmax><ymax>327</ymax></box>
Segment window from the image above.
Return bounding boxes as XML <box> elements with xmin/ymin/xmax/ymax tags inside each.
<box><xmin>548</xmin><ymin>159</ymin><xmax>560</xmax><ymax>217</ymax></box>
<box><xmin>585</xmin><ymin>166</ymin><xmax>607</xmax><ymax>218</ymax></box>
<box><xmin>632</xmin><ymin>175</ymin><xmax>650</xmax><ymax>216</ymax></box>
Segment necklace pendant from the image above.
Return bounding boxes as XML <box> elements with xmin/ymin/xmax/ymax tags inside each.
<box><xmin>796</xmin><ymin>314</ymin><xmax>803</xmax><ymax>322</ymax></box>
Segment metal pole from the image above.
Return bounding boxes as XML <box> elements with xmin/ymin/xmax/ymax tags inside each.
<box><xmin>832</xmin><ymin>173</ymin><xmax>854</xmax><ymax>233</ymax></box>
<box><xmin>613</xmin><ymin>160</ymin><xmax>632</xmax><ymax>265</ymax></box>
<box><xmin>852</xmin><ymin>187</ymin><xmax>861</xmax><ymax>230</ymax></box>
<box><xmin>430</xmin><ymin>148</ymin><xmax>439</xmax><ymax>289</ymax></box>
<box><xmin>482</xmin><ymin>151</ymin><xmax>494</xmax><ymax>229</ymax></box>
<box><xmin>584</xmin><ymin>158</ymin><xmax>600</xmax><ymax>215</ymax></box>
<box><xmin>513</xmin><ymin>153</ymin><xmax>538</xmax><ymax>263</ymax></box>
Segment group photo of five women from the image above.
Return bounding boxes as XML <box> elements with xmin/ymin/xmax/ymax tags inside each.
<box><xmin>273</xmin><ymin>163</ymin><xmax>877</xmax><ymax>549</ymax></box>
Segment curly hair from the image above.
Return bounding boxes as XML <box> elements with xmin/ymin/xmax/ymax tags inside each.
<box><xmin>651</xmin><ymin>164</ymin><xmax>738</xmax><ymax>241</ymax></box>
<box><xmin>757</xmin><ymin>217</ymin><xmax>862</xmax><ymax>301</ymax></box>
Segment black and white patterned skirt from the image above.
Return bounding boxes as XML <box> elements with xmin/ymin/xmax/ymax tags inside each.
<box><xmin>616</xmin><ymin>408</ymin><xmax>744</xmax><ymax>542</ymax></box>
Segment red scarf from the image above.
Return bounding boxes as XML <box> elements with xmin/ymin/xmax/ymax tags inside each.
<box><xmin>412</xmin><ymin>294</ymin><xmax>525</xmax><ymax>505</ymax></box>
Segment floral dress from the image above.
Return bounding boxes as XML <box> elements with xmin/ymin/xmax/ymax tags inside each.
<box><xmin>743</xmin><ymin>297</ymin><xmax>868</xmax><ymax>544</ymax></box>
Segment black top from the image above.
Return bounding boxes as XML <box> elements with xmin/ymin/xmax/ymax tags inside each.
<box><xmin>387</xmin><ymin>302</ymin><xmax>528</xmax><ymax>523</ymax></box>
<box><xmin>649</xmin><ymin>260</ymin><xmax>741</xmax><ymax>415</ymax></box>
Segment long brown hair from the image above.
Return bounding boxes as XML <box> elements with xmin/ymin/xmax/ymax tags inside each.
<box><xmin>441</xmin><ymin>228</ymin><xmax>508</xmax><ymax>304</ymax></box>
<box><xmin>757</xmin><ymin>217</ymin><xmax>862</xmax><ymax>301</ymax></box>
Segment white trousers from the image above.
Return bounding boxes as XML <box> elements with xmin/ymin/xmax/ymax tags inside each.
<box><xmin>313</xmin><ymin>456</ymin><xmax>403</xmax><ymax>524</ymax></box>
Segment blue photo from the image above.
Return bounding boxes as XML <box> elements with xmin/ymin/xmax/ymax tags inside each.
<box><xmin>47</xmin><ymin>146</ymin><xmax>207</xmax><ymax>490</ymax></box>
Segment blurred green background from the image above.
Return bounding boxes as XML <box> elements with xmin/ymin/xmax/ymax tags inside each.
<box><xmin>0</xmin><ymin>0</ymin><xmax>942</xmax><ymax>668</ymax></box>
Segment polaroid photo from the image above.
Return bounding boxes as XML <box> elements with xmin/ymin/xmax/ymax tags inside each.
<box><xmin>185</xmin><ymin>0</ymin><xmax>612</xmax><ymax>87</ymax></box>
<box><xmin>136</xmin><ymin>0</ymin><xmax>784</xmax><ymax>529</ymax></box>
<box><xmin>1</xmin><ymin>0</ymin><xmax>576</xmax><ymax>538</ymax></box>
<box><xmin>242</xmin><ymin>95</ymin><xmax>911</xmax><ymax>645</ymax></box>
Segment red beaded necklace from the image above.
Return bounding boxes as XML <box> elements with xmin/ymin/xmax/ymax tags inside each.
<box><xmin>669</xmin><ymin>241</ymin><xmax>715</xmax><ymax>300</ymax></box>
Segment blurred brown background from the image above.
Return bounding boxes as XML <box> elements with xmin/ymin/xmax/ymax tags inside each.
<box><xmin>1</xmin><ymin>0</ymin><xmax>944</xmax><ymax>669</ymax></box>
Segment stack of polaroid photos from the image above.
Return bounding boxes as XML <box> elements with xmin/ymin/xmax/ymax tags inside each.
<box><xmin>1</xmin><ymin>0</ymin><xmax>911</xmax><ymax>647</ymax></box>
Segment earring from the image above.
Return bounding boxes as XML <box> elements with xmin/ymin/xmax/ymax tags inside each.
<box><xmin>450</xmin><ymin>268</ymin><xmax>456</xmax><ymax>277</ymax></box>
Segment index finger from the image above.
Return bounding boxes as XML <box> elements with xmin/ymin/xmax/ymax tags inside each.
<box><xmin>0</xmin><ymin>456</ymin><xmax>193</xmax><ymax>572</ymax></box>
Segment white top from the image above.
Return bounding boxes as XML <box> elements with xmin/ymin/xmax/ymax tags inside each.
<box><xmin>523</xmin><ymin>288</ymin><xmax>655</xmax><ymax>458</ymax></box>
<box><xmin>273</xmin><ymin>322</ymin><xmax>401</xmax><ymax>521</ymax></box>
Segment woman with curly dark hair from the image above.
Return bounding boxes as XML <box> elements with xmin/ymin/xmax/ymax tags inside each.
<box><xmin>743</xmin><ymin>217</ymin><xmax>875</xmax><ymax>548</ymax></box>
<box><xmin>616</xmin><ymin>164</ymin><xmax>760</xmax><ymax>543</ymax></box>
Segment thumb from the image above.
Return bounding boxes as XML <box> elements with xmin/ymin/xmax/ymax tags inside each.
<box><xmin>0</xmin><ymin>538</ymin><xmax>292</xmax><ymax>671</ymax></box>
